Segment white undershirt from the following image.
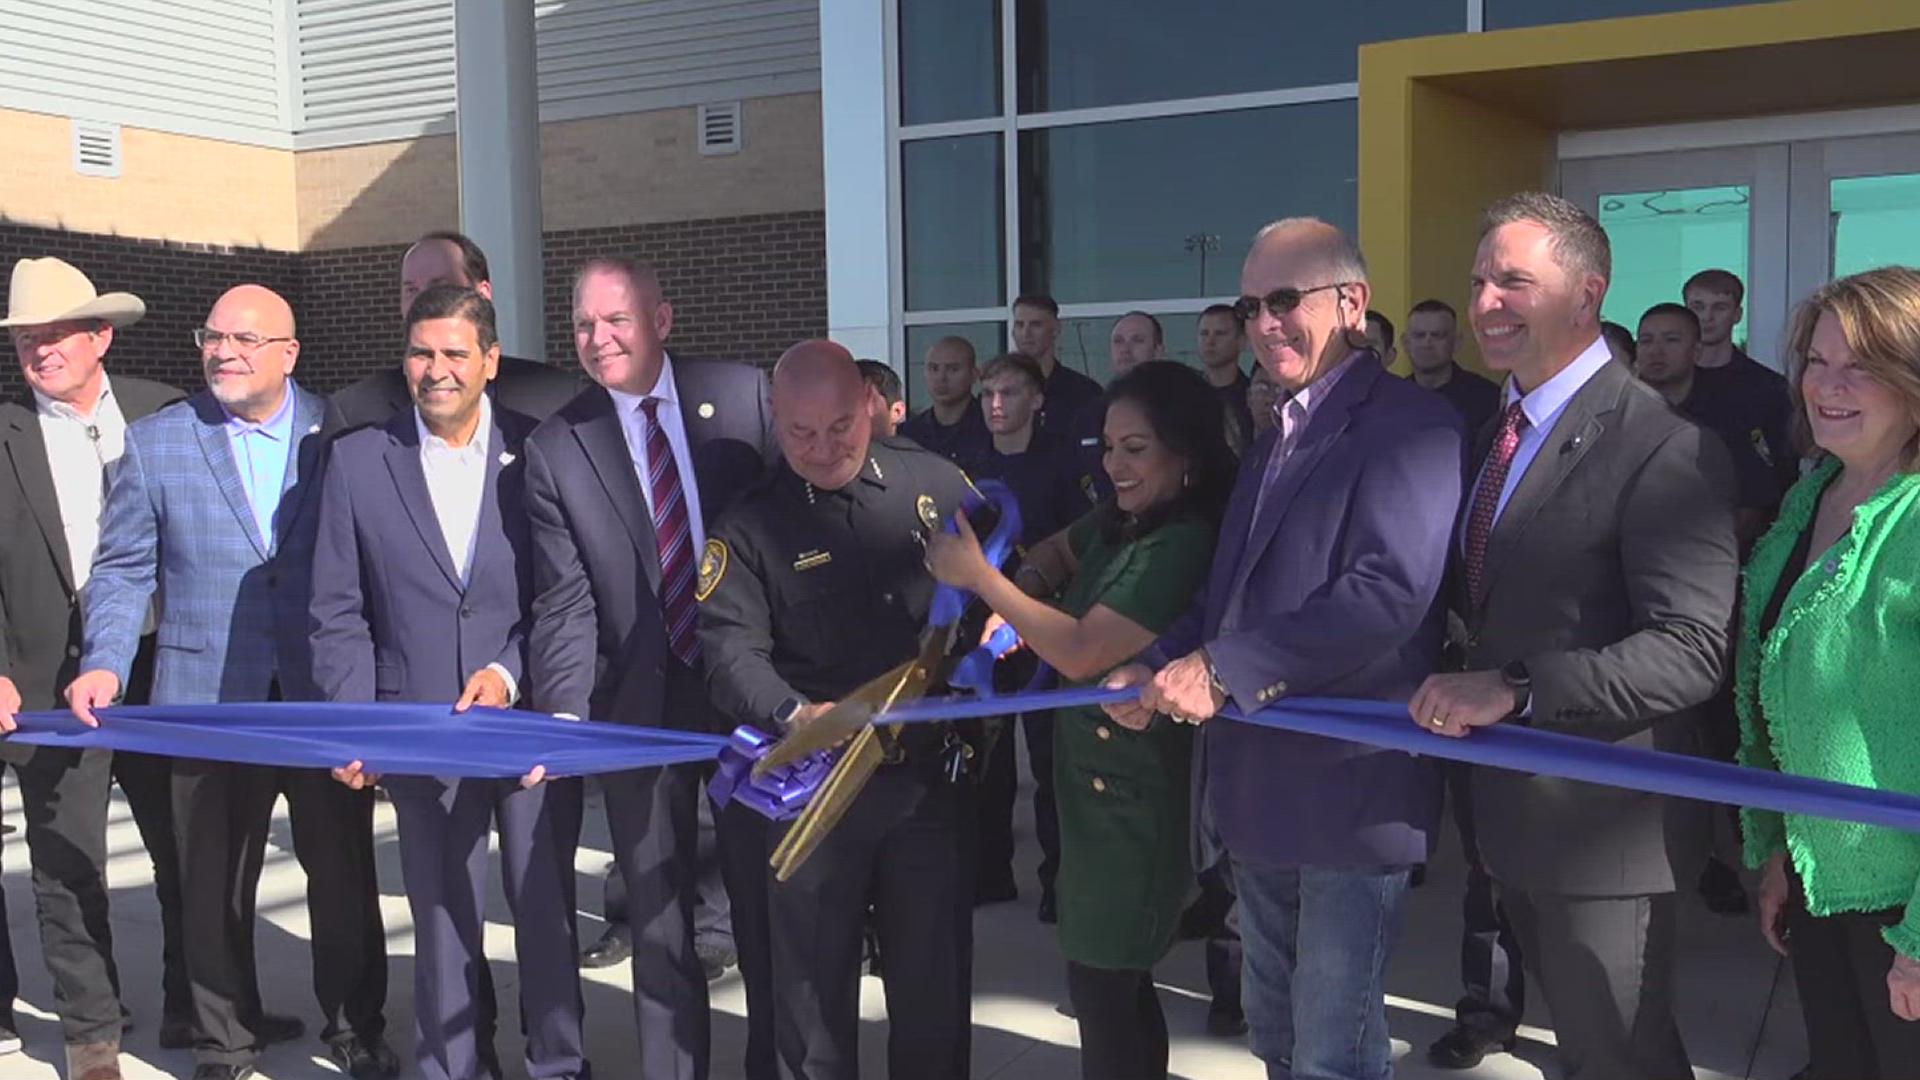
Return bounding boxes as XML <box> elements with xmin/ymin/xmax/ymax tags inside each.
<box><xmin>414</xmin><ymin>395</ymin><xmax>517</xmax><ymax>702</ymax></box>
<box><xmin>35</xmin><ymin>374</ymin><xmax>127</xmax><ymax>594</ymax></box>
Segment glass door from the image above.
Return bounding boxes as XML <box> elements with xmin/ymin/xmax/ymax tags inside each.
<box><xmin>1560</xmin><ymin>145</ymin><xmax>1790</xmax><ymax>369</ymax></box>
<box><xmin>1787</xmin><ymin>132</ymin><xmax>1920</xmax><ymax>314</ymax></box>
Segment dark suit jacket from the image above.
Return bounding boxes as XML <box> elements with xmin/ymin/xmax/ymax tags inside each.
<box><xmin>322</xmin><ymin>355</ymin><xmax>583</xmax><ymax>438</ymax></box>
<box><xmin>310</xmin><ymin>405</ymin><xmax>536</xmax><ymax>705</ymax></box>
<box><xmin>1461</xmin><ymin>358</ymin><xmax>1738</xmax><ymax>897</ymax></box>
<box><xmin>524</xmin><ymin>357</ymin><xmax>774</xmax><ymax>726</ymax></box>
<box><xmin>0</xmin><ymin>375</ymin><xmax>182</xmax><ymax>730</ymax></box>
<box><xmin>1154</xmin><ymin>354</ymin><xmax>1465</xmax><ymax>867</ymax></box>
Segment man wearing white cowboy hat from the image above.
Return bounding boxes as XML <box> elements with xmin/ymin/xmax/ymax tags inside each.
<box><xmin>0</xmin><ymin>256</ymin><xmax>186</xmax><ymax>1079</ymax></box>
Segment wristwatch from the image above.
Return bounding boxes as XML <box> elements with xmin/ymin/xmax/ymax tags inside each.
<box><xmin>772</xmin><ymin>696</ymin><xmax>808</xmax><ymax>730</ymax></box>
<box><xmin>1200</xmin><ymin>648</ymin><xmax>1231</xmax><ymax>706</ymax></box>
<box><xmin>1501</xmin><ymin>660</ymin><xmax>1532</xmax><ymax>722</ymax></box>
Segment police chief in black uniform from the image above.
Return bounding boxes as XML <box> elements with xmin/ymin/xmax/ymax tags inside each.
<box><xmin>697</xmin><ymin>341</ymin><xmax>978</xmax><ymax>1080</ymax></box>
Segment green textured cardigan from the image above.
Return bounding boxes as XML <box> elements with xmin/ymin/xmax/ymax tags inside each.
<box><xmin>1737</xmin><ymin>455</ymin><xmax>1920</xmax><ymax>959</ymax></box>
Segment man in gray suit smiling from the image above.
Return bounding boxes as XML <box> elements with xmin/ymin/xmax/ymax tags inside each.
<box><xmin>1411</xmin><ymin>193</ymin><xmax>1738</xmax><ymax>1080</ymax></box>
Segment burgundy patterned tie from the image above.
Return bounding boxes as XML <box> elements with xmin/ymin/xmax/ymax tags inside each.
<box><xmin>641</xmin><ymin>397</ymin><xmax>701</xmax><ymax>666</ymax></box>
<box><xmin>1464</xmin><ymin>401</ymin><xmax>1530</xmax><ymax>604</ymax></box>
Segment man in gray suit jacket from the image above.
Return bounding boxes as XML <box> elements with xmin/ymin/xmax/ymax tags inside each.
<box><xmin>312</xmin><ymin>285</ymin><xmax>583</xmax><ymax>1080</ymax></box>
<box><xmin>70</xmin><ymin>285</ymin><xmax>395</xmax><ymax>1080</ymax></box>
<box><xmin>1411</xmin><ymin>193</ymin><xmax>1739</xmax><ymax>1080</ymax></box>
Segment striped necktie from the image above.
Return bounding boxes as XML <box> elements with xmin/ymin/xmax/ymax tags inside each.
<box><xmin>640</xmin><ymin>397</ymin><xmax>701</xmax><ymax>666</ymax></box>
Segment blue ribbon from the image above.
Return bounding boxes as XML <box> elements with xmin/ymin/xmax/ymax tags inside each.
<box><xmin>879</xmin><ymin>687</ymin><xmax>1920</xmax><ymax>835</ymax></box>
<box><xmin>8</xmin><ymin>704</ymin><xmax>727</xmax><ymax>779</ymax></box>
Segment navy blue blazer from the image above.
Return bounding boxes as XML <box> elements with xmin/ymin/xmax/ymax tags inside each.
<box><xmin>310</xmin><ymin>404</ymin><xmax>536</xmax><ymax>704</ymax></box>
<box><xmin>524</xmin><ymin>357</ymin><xmax>774</xmax><ymax>726</ymax></box>
<box><xmin>1154</xmin><ymin>354</ymin><xmax>1465</xmax><ymax>867</ymax></box>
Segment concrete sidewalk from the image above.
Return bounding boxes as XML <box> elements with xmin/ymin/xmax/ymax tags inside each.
<box><xmin>0</xmin><ymin>772</ymin><xmax>1806</xmax><ymax>1079</ymax></box>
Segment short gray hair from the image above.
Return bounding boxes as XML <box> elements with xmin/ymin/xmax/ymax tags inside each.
<box><xmin>1480</xmin><ymin>192</ymin><xmax>1611</xmax><ymax>284</ymax></box>
<box><xmin>1250</xmin><ymin>217</ymin><xmax>1369</xmax><ymax>286</ymax></box>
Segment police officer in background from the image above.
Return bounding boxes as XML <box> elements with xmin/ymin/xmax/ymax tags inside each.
<box><xmin>698</xmin><ymin>340</ymin><xmax>978</xmax><ymax>1080</ymax></box>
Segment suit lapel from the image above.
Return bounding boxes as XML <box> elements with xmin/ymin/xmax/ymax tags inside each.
<box><xmin>1475</xmin><ymin>363</ymin><xmax>1624</xmax><ymax>608</ymax></box>
<box><xmin>574</xmin><ymin>389</ymin><xmax>663</xmax><ymax>594</ymax></box>
<box><xmin>675</xmin><ymin>360</ymin><xmax>714</xmax><ymax>498</ymax></box>
<box><xmin>190</xmin><ymin>395</ymin><xmax>269</xmax><ymax>560</ymax></box>
<box><xmin>383</xmin><ymin>415</ymin><xmax>464</xmax><ymax>592</ymax></box>
<box><xmin>1</xmin><ymin>401</ymin><xmax>76</xmax><ymax>591</ymax></box>
<box><xmin>1205</xmin><ymin>431</ymin><xmax>1270</xmax><ymax>624</ymax></box>
<box><xmin>471</xmin><ymin>418</ymin><xmax>517</xmax><ymax>597</ymax></box>
<box><xmin>269</xmin><ymin>386</ymin><xmax>327</xmax><ymax>554</ymax></box>
<box><xmin>1230</xmin><ymin>360</ymin><xmax>1374</xmax><ymax>597</ymax></box>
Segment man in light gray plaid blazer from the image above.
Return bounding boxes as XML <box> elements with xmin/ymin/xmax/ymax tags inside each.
<box><xmin>72</xmin><ymin>284</ymin><xmax>396</xmax><ymax>1080</ymax></box>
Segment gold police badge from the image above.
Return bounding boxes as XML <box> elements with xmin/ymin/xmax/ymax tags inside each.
<box><xmin>696</xmin><ymin>539</ymin><xmax>728</xmax><ymax>602</ymax></box>
<box><xmin>916</xmin><ymin>494</ymin><xmax>940</xmax><ymax>531</ymax></box>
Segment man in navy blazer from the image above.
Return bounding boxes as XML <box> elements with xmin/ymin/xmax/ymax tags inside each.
<box><xmin>525</xmin><ymin>256</ymin><xmax>775</xmax><ymax>1080</ymax></box>
<box><xmin>1107</xmin><ymin>220</ymin><xmax>1464</xmax><ymax>1080</ymax></box>
<box><xmin>310</xmin><ymin>286</ymin><xmax>586</xmax><ymax>1080</ymax></box>
<box><xmin>70</xmin><ymin>285</ymin><xmax>393</xmax><ymax>1080</ymax></box>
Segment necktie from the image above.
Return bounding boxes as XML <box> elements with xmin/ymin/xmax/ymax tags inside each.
<box><xmin>1247</xmin><ymin>396</ymin><xmax>1309</xmax><ymax>538</ymax></box>
<box><xmin>1464</xmin><ymin>401</ymin><xmax>1530</xmax><ymax>604</ymax></box>
<box><xmin>641</xmin><ymin>398</ymin><xmax>701</xmax><ymax>666</ymax></box>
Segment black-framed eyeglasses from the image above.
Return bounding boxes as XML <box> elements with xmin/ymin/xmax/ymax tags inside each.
<box><xmin>1232</xmin><ymin>283</ymin><xmax>1353</xmax><ymax>323</ymax></box>
<box><xmin>193</xmin><ymin>328</ymin><xmax>291</xmax><ymax>354</ymax></box>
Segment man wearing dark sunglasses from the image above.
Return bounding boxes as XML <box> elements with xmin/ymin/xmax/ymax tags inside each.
<box><xmin>1106</xmin><ymin>218</ymin><xmax>1464</xmax><ymax>1080</ymax></box>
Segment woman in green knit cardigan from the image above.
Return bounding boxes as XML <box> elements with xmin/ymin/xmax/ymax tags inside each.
<box><xmin>1739</xmin><ymin>267</ymin><xmax>1920</xmax><ymax>1077</ymax></box>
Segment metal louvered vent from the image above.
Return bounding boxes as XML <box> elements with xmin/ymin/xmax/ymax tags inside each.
<box><xmin>72</xmin><ymin>120</ymin><xmax>122</xmax><ymax>178</ymax></box>
<box><xmin>698</xmin><ymin>101</ymin><xmax>742</xmax><ymax>156</ymax></box>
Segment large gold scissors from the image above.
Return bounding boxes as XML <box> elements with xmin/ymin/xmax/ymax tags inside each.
<box><xmin>763</xmin><ymin>481</ymin><xmax>1022</xmax><ymax>881</ymax></box>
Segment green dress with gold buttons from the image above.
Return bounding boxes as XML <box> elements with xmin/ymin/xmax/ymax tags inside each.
<box><xmin>1051</xmin><ymin>508</ymin><xmax>1216</xmax><ymax>970</ymax></box>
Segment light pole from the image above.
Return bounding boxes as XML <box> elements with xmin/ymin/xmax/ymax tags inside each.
<box><xmin>1185</xmin><ymin>232</ymin><xmax>1221</xmax><ymax>295</ymax></box>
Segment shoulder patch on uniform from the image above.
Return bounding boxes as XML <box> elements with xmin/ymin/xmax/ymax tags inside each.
<box><xmin>696</xmin><ymin>539</ymin><xmax>728</xmax><ymax>602</ymax></box>
<box><xmin>916</xmin><ymin>494</ymin><xmax>941</xmax><ymax>531</ymax></box>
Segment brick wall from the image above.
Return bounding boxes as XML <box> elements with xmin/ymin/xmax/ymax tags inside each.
<box><xmin>0</xmin><ymin>210</ymin><xmax>827</xmax><ymax>398</ymax></box>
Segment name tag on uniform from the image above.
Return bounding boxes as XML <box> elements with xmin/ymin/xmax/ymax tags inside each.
<box><xmin>793</xmin><ymin>550</ymin><xmax>833</xmax><ymax>572</ymax></box>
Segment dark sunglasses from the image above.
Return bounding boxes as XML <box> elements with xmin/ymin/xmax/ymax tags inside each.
<box><xmin>1232</xmin><ymin>282</ymin><xmax>1353</xmax><ymax>323</ymax></box>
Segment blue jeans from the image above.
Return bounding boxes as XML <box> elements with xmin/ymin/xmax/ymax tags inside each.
<box><xmin>1231</xmin><ymin>858</ymin><xmax>1413</xmax><ymax>1080</ymax></box>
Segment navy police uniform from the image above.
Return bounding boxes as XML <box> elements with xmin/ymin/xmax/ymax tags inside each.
<box><xmin>697</xmin><ymin>438</ymin><xmax>980</xmax><ymax>1080</ymax></box>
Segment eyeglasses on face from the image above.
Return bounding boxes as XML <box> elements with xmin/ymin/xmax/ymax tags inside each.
<box><xmin>1231</xmin><ymin>283</ymin><xmax>1353</xmax><ymax>323</ymax></box>
<box><xmin>193</xmin><ymin>328</ymin><xmax>291</xmax><ymax>354</ymax></box>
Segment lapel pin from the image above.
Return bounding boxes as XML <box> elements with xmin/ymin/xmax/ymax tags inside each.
<box><xmin>499</xmin><ymin>451</ymin><xmax>516</xmax><ymax>466</ymax></box>
<box><xmin>308</xmin><ymin>423</ymin><xmax>321</xmax><ymax>434</ymax></box>
<box><xmin>698</xmin><ymin>402</ymin><xmax>716</xmax><ymax>420</ymax></box>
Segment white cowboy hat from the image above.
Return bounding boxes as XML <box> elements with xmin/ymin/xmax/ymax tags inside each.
<box><xmin>0</xmin><ymin>257</ymin><xmax>145</xmax><ymax>328</ymax></box>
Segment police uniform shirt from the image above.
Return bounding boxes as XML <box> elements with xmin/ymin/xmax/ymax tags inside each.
<box><xmin>969</xmin><ymin>440</ymin><xmax>1094</xmax><ymax>549</ymax></box>
<box><xmin>696</xmin><ymin>437</ymin><xmax>979</xmax><ymax>730</ymax></box>
<box><xmin>1432</xmin><ymin>363</ymin><xmax>1503</xmax><ymax>439</ymax></box>
<box><xmin>1693</xmin><ymin>348</ymin><xmax>1797</xmax><ymax>495</ymax></box>
<box><xmin>1678</xmin><ymin>378</ymin><xmax>1786</xmax><ymax>513</ymax></box>
<box><xmin>899</xmin><ymin>398</ymin><xmax>993</xmax><ymax>475</ymax></box>
<box><xmin>1034</xmin><ymin>360</ymin><xmax>1103</xmax><ymax>449</ymax></box>
<box><xmin>1214</xmin><ymin>368</ymin><xmax>1256</xmax><ymax>455</ymax></box>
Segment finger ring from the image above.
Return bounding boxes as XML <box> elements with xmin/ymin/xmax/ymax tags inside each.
<box><xmin>1429</xmin><ymin>714</ymin><xmax>1446</xmax><ymax>728</ymax></box>
<box><xmin>1170</xmin><ymin>712</ymin><xmax>1191</xmax><ymax>725</ymax></box>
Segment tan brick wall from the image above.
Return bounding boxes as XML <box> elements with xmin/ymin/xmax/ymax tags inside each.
<box><xmin>295</xmin><ymin>92</ymin><xmax>825</xmax><ymax>251</ymax></box>
<box><xmin>0</xmin><ymin>107</ymin><xmax>298</xmax><ymax>250</ymax></box>
<box><xmin>540</xmin><ymin>92</ymin><xmax>825</xmax><ymax>232</ymax></box>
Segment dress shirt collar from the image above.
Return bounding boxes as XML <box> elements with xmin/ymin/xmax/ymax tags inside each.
<box><xmin>414</xmin><ymin>393</ymin><xmax>493</xmax><ymax>461</ymax></box>
<box><xmin>223</xmin><ymin>385</ymin><xmax>296</xmax><ymax>441</ymax></box>
<box><xmin>33</xmin><ymin>372</ymin><xmax>114</xmax><ymax>423</ymax></box>
<box><xmin>606</xmin><ymin>350</ymin><xmax>680</xmax><ymax>417</ymax></box>
<box><xmin>1505</xmin><ymin>335</ymin><xmax>1611</xmax><ymax>430</ymax></box>
<box><xmin>1272</xmin><ymin>347</ymin><xmax>1365</xmax><ymax>430</ymax></box>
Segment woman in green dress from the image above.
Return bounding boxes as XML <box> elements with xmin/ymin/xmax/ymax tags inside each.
<box><xmin>928</xmin><ymin>361</ymin><xmax>1234</xmax><ymax>1080</ymax></box>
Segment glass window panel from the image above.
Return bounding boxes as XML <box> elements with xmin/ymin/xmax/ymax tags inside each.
<box><xmin>904</xmin><ymin>321</ymin><xmax>1004</xmax><ymax>412</ymax></box>
<box><xmin>1054</xmin><ymin>313</ymin><xmax>1208</xmax><ymax>388</ymax></box>
<box><xmin>1597</xmin><ymin>185</ymin><xmax>1751</xmax><ymax>348</ymax></box>
<box><xmin>1015</xmin><ymin>0</ymin><xmax>1460</xmax><ymax>113</ymax></box>
<box><xmin>904</xmin><ymin>135</ymin><xmax>1006</xmax><ymax>311</ymax></box>
<box><xmin>1829</xmin><ymin>173</ymin><xmax>1920</xmax><ymax>281</ymax></box>
<box><xmin>1488</xmin><ymin>0</ymin><xmax>1754</xmax><ymax>30</ymax></box>
<box><xmin>1019</xmin><ymin>103</ymin><xmax>1356</xmax><ymax>304</ymax></box>
<box><xmin>900</xmin><ymin>1</ymin><xmax>1001</xmax><ymax>125</ymax></box>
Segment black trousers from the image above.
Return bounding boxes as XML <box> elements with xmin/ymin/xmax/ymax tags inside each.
<box><xmin>1193</xmin><ymin>859</ymin><xmax>1243</xmax><ymax>1016</ymax></box>
<box><xmin>767</xmin><ymin>765</ymin><xmax>972</xmax><ymax>1080</ymax></box>
<box><xmin>172</xmin><ymin>760</ymin><xmax>387</xmax><ymax>1067</ymax></box>
<box><xmin>0</xmin><ymin>745</ymin><xmax>121</xmax><ymax>1043</ymax></box>
<box><xmin>715</xmin><ymin>798</ymin><xmax>777</xmax><ymax>1080</ymax></box>
<box><xmin>1065</xmin><ymin>962</ymin><xmax>1167</xmax><ymax>1080</ymax></box>
<box><xmin>974</xmin><ymin>711</ymin><xmax>1059</xmax><ymax>897</ymax></box>
<box><xmin>1787</xmin><ymin>874</ymin><xmax>1920</xmax><ymax>1079</ymax></box>
<box><xmin>602</xmin><ymin>765</ymin><xmax>733</xmax><ymax>951</ymax></box>
<box><xmin>111</xmin><ymin>749</ymin><xmax>192</xmax><ymax>1027</ymax></box>
<box><xmin>1447</xmin><ymin>765</ymin><xmax>1524</xmax><ymax>1038</ymax></box>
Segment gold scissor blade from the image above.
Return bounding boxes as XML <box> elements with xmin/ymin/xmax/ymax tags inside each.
<box><xmin>753</xmin><ymin>658</ymin><xmax>915</xmax><ymax>775</ymax></box>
